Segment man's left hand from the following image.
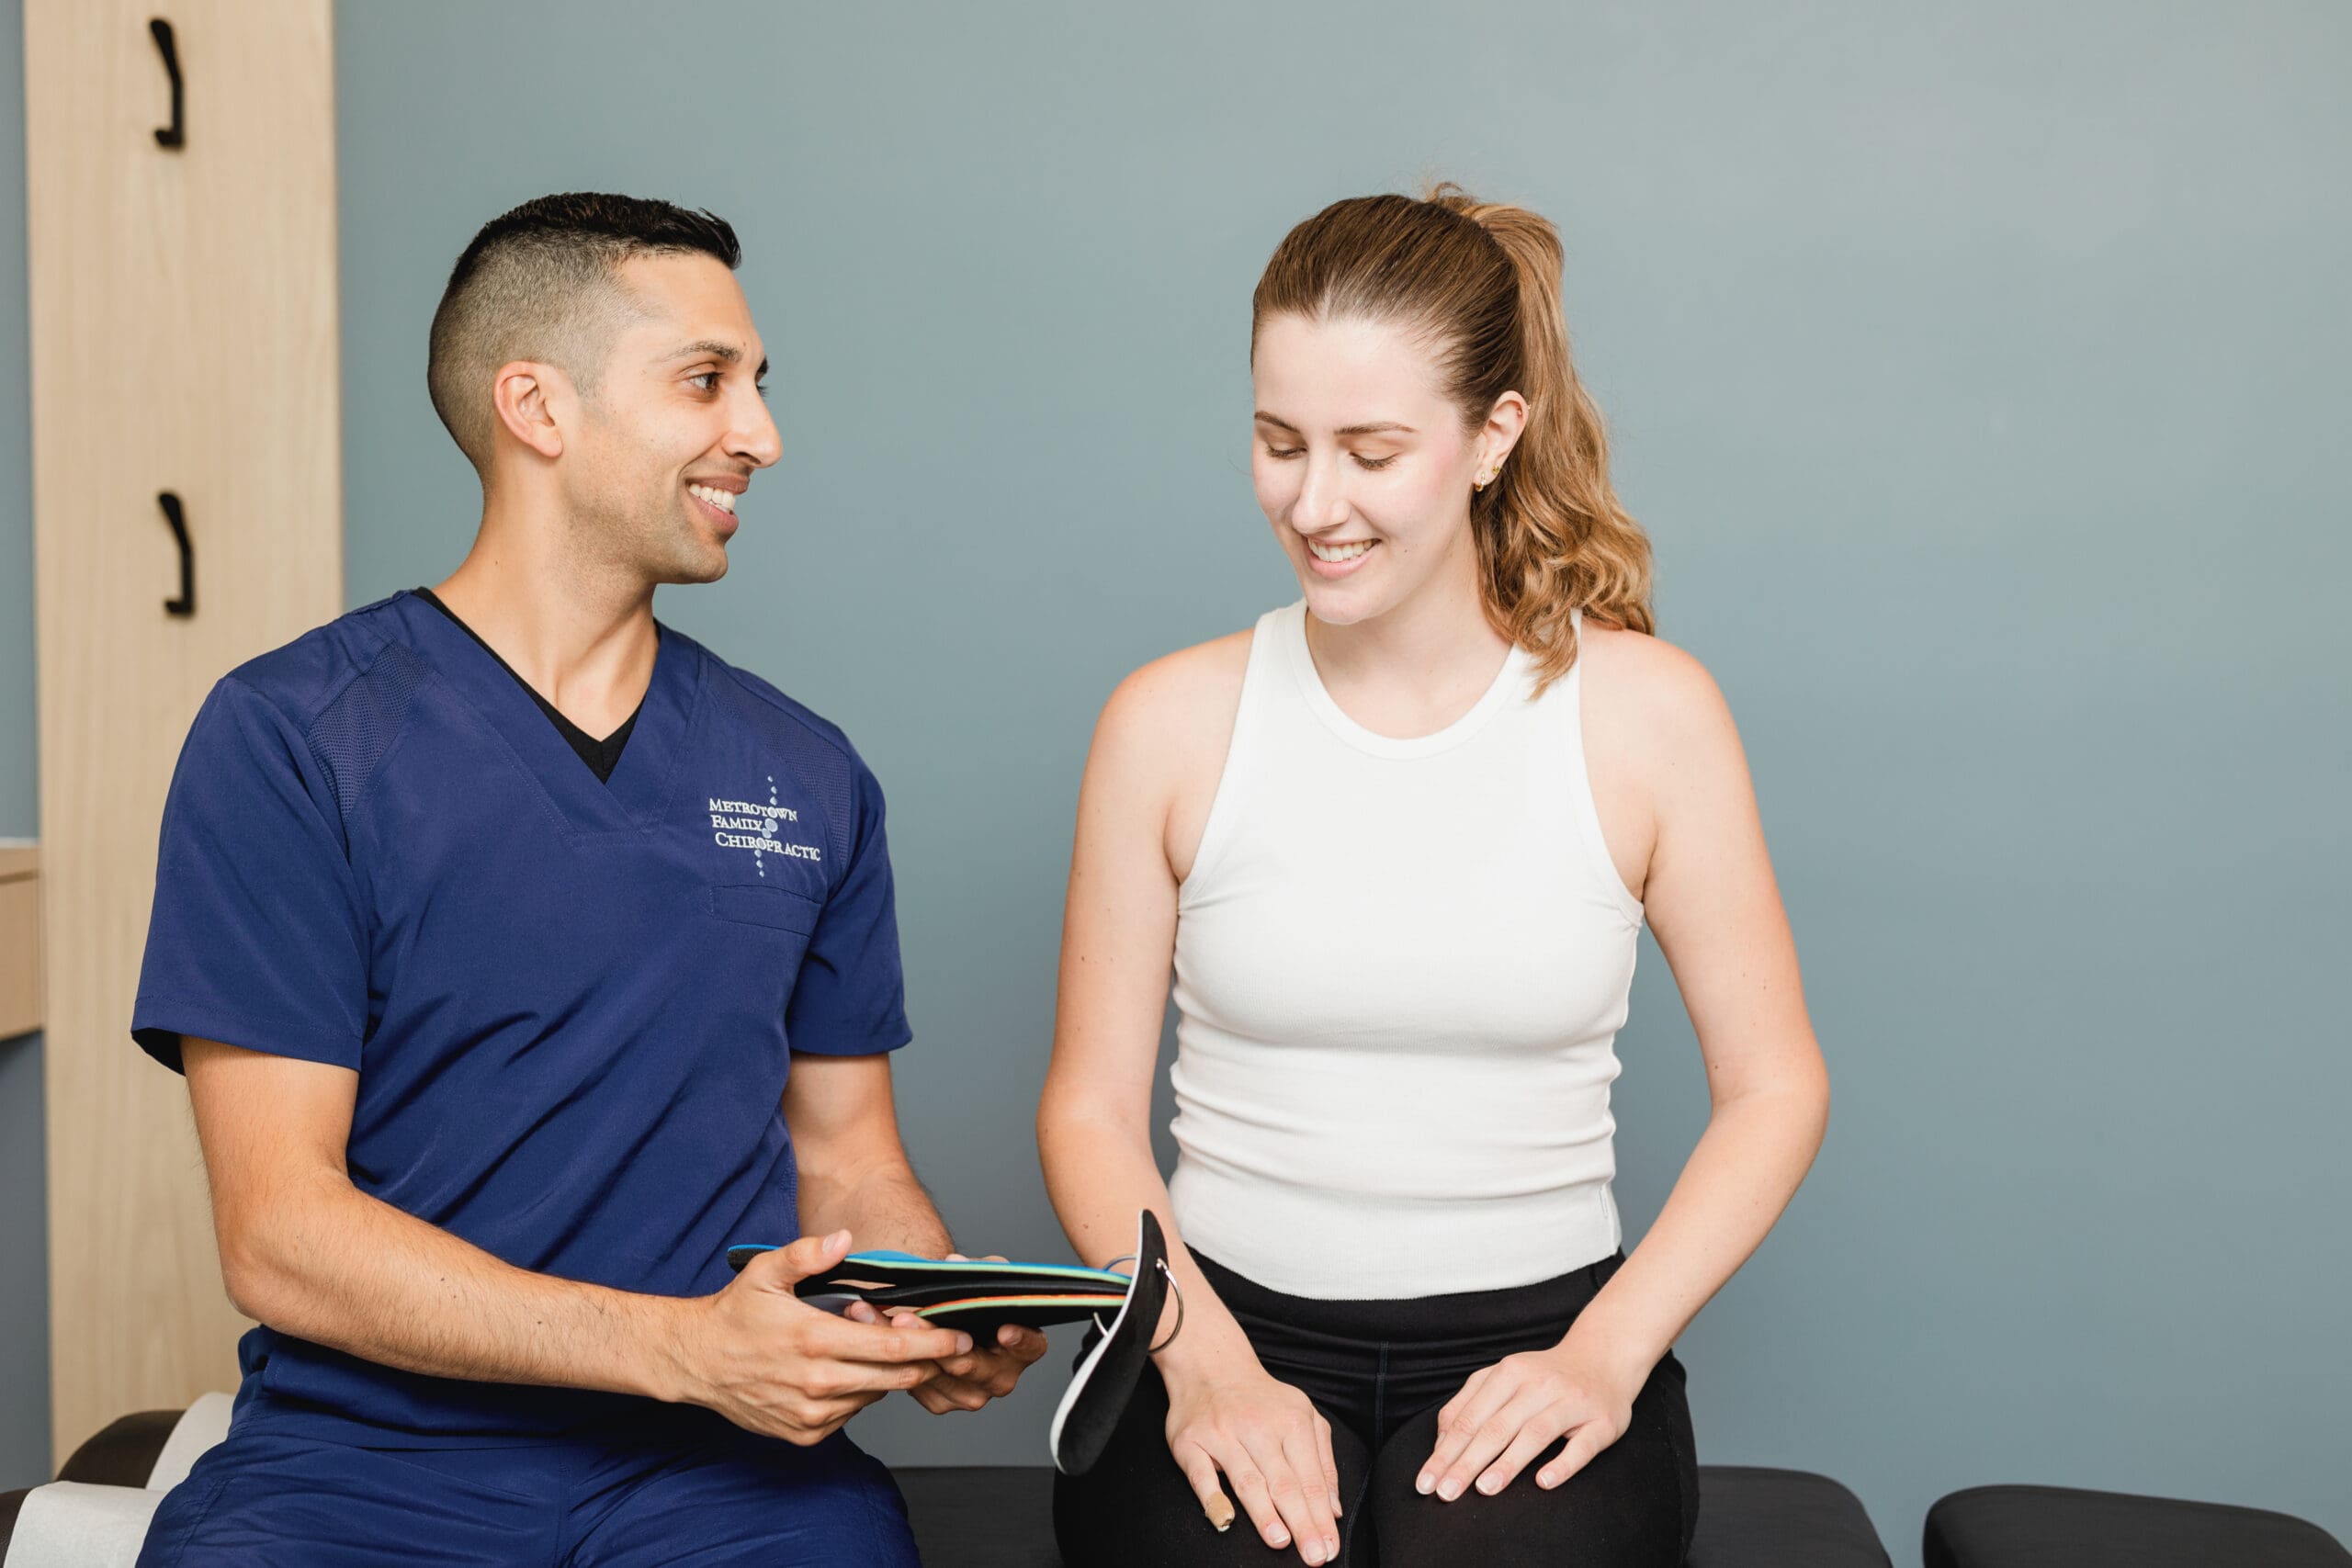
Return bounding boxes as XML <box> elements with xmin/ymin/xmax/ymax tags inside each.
<box><xmin>844</xmin><ymin>1253</ymin><xmax>1051</xmax><ymax>1414</ymax></box>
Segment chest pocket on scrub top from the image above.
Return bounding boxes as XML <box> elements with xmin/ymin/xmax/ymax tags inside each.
<box><xmin>707</xmin><ymin>884</ymin><xmax>823</xmax><ymax>940</ymax></box>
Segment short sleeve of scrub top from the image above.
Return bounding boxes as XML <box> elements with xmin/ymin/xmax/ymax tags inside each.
<box><xmin>132</xmin><ymin>676</ymin><xmax>369</xmax><ymax>1074</ymax></box>
<box><xmin>785</xmin><ymin>757</ymin><xmax>910</xmax><ymax>1057</ymax></box>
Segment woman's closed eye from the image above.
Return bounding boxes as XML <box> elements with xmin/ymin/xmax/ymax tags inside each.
<box><xmin>1261</xmin><ymin>443</ymin><xmax>1397</xmax><ymax>470</ymax></box>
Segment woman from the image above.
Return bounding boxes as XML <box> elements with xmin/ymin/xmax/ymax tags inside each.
<box><xmin>1038</xmin><ymin>186</ymin><xmax>1828</xmax><ymax>1566</ymax></box>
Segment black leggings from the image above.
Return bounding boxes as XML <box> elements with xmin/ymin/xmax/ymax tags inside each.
<box><xmin>1052</xmin><ymin>1250</ymin><xmax>1699</xmax><ymax>1567</ymax></box>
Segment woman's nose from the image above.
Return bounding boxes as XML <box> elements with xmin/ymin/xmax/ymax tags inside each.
<box><xmin>1292</xmin><ymin>457</ymin><xmax>1348</xmax><ymax>533</ymax></box>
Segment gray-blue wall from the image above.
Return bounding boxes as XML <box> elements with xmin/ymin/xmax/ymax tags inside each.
<box><xmin>1</xmin><ymin>0</ymin><xmax>53</xmax><ymax>1495</ymax></box>
<box><xmin>334</xmin><ymin>3</ymin><xmax>2352</xmax><ymax>1553</ymax></box>
<box><xmin>6</xmin><ymin>1</ymin><xmax>2345</xmax><ymax>1550</ymax></box>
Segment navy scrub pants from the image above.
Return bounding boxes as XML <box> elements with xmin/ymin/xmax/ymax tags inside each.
<box><xmin>133</xmin><ymin>1407</ymin><xmax>919</xmax><ymax>1568</ymax></box>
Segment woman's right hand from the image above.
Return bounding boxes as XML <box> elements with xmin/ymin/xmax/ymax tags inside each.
<box><xmin>1162</xmin><ymin>1355</ymin><xmax>1343</xmax><ymax>1564</ymax></box>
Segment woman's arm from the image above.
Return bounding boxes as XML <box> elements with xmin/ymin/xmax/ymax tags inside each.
<box><xmin>1566</xmin><ymin>629</ymin><xmax>1830</xmax><ymax>1379</ymax></box>
<box><xmin>1038</xmin><ymin>637</ymin><xmax>1343</xmax><ymax>1566</ymax></box>
<box><xmin>1419</xmin><ymin>631</ymin><xmax>1831</xmax><ymax>1501</ymax></box>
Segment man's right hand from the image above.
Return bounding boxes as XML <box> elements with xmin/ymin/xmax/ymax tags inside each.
<box><xmin>671</xmin><ymin>1229</ymin><xmax>972</xmax><ymax>1445</ymax></box>
<box><xmin>1162</xmin><ymin>1353</ymin><xmax>1343</xmax><ymax>1566</ymax></box>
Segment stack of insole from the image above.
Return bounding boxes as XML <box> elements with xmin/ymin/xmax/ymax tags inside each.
<box><xmin>725</xmin><ymin>1244</ymin><xmax>1135</xmax><ymax>1335</ymax></box>
<box><xmin>729</xmin><ymin>1210</ymin><xmax>1177</xmax><ymax>1476</ymax></box>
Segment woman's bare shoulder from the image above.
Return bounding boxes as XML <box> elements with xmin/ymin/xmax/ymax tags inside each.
<box><xmin>1577</xmin><ymin>622</ymin><xmax>1747</xmax><ymax>795</ymax></box>
<box><xmin>1081</xmin><ymin>627</ymin><xmax>1258</xmax><ymax>879</ymax></box>
<box><xmin>1578</xmin><ymin>622</ymin><xmax>1724</xmax><ymax>710</ymax></box>
<box><xmin>1094</xmin><ymin>627</ymin><xmax>1256</xmax><ymax>761</ymax></box>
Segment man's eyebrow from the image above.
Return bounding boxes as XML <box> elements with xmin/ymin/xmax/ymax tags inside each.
<box><xmin>663</xmin><ymin>340</ymin><xmax>768</xmax><ymax>377</ymax></box>
<box><xmin>1253</xmin><ymin>412</ymin><xmax>1415</xmax><ymax>437</ymax></box>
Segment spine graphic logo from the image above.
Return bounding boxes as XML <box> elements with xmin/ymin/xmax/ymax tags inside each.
<box><xmin>708</xmin><ymin>779</ymin><xmax>823</xmax><ymax>874</ymax></box>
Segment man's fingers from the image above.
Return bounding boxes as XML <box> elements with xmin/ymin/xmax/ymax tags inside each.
<box><xmin>1171</xmin><ymin>1442</ymin><xmax>1237</xmax><ymax>1533</ymax></box>
<box><xmin>912</xmin><ymin>1372</ymin><xmax>995</xmax><ymax>1413</ymax></box>
<box><xmin>804</xmin><ymin>1354</ymin><xmax>944</xmax><ymax>1398</ymax></box>
<box><xmin>744</xmin><ymin>1228</ymin><xmax>852</xmax><ymax>1289</ymax></box>
<box><xmin>1315</xmin><ymin>1415</ymin><xmax>1342</xmax><ymax>1517</ymax></box>
<box><xmin>811</xmin><ymin>1310</ymin><xmax>970</xmax><ymax>1365</ymax></box>
<box><xmin>905</xmin><ymin>1323</ymin><xmax>1046</xmax><ymax>1388</ymax></box>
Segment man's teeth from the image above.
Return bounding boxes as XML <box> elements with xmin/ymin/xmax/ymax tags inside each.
<box><xmin>687</xmin><ymin>483</ymin><xmax>737</xmax><ymax>514</ymax></box>
<box><xmin>1308</xmin><ymin>538</ymin><xmax>1374</xmax><ymax>562</ymax></box>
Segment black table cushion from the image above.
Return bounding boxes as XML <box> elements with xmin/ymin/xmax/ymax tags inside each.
<box><xmin>1925</xmin><ymin>1483</ymin><xmax>2350</xmax><ymax>1568</ymax></box>
<box><xmin>56</xmin><ymin>1409</ymin><xmax>185</xmax><ymax>1487</ymax></box>
<box><xmin>1690</xmin><ymin>1466</ymin><xmax>1891</xmax><ymax>1568</ymax></box>
<box><xmin>898</xmin><ymin>1464</ymin><xmax>1891</xmax><ymax>1567</ymax></box>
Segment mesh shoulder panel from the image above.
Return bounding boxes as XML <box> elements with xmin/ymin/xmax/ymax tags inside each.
<box><xmin>305</xmin><ymin>640</ymin><xmax>430</xmax><ymax>826</ymax></box>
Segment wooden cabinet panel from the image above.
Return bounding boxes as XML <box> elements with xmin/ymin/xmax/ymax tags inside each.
<box><xmin>0</xmin><ymin>846</ymin><xmax>37</xmax><ymax>1041</ymax></box>
<box><xmin>26</xmin><ymin>0</ymin><xmax>341</xmax><ymax>1457</ymax></box>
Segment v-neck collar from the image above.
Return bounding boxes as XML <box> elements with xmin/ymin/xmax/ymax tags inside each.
<box><xmin>413</xmin><ymin>587</ymin><xmax>639</xmax><ymax>784</ymax></box>
<box><xmin>392</xmin><ymin>588</ymin><xmax>698</xmax><ymax>835</ymax></box>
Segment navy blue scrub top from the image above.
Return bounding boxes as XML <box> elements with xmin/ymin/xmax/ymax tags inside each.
<box><xmin>130</xmin><ymin>590</ymin><xmax>912</xmax><ymax>1442</ymax></box>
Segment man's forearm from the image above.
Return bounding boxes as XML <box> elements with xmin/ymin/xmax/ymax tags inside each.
<box><xmin>227</xmin><ymin>1166</ymin><xmax>694</xmax><ymax>1401</ymax></box>
<box><xmin>797</xmin><ymin>1157</ymin><xmax>953</xmax><ymax>1258</ymax></box>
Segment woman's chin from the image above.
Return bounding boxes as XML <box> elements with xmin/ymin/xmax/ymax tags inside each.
<box><xmin>1299</xmin><ymin>579</ymin><xmax>1386</xmax><ymax>626</ymax></box>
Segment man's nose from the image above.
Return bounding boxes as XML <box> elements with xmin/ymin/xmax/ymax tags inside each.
<box><xmin>730</xmin><ymin>391</ymin><xmax>782</xmax><ymax>468</ymax></box>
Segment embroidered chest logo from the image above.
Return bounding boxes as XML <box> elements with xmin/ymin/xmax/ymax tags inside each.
<box><xmin>708</xmin><ymin>776</ymin><xmax>823</xmax><ymax>877</ymax></box>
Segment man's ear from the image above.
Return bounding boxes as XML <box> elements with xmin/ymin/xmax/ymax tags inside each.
<box><xmin>490</xmin><ymin>360</ymin><xmax>571</xmax><ymax>460</ymax></box>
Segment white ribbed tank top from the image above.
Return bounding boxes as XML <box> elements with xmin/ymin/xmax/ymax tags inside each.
<box><xmin>1166</xmin><ymin>600</ymin><xmax>1645</xmax><ymax>1300</ymax></box>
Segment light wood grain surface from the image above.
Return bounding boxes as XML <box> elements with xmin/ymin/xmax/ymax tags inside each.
<box><xmin>0</xmin><ymin>846</ymin><xmax>39</xmax><ymax>1040</ymax></box>
<box><xmin>28</xmin><ymin>0</ymin><xmax>343</xmax><ymax>1458</ymax></box>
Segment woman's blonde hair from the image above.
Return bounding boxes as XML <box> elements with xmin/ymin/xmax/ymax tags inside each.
<box><xmin>1250</xmin><ymin>184</ymin><xmax>1654</xmax><ymax>687</ymax></box>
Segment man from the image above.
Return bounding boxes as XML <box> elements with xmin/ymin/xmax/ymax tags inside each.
<box><xmin>129</xmin><ymin>193</ymin><xmax>1046</xmax><ymax>1565</ymax></box>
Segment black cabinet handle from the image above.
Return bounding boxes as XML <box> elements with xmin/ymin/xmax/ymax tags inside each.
<box><xmin>157</xmin><ymin>491</ymin><xmax>195</xmax><ymax>616</ymax></box>
<box><xmin>150</xmin><ymin>18</ymin><xmax>184</xmax><ymax>149</ymax></box>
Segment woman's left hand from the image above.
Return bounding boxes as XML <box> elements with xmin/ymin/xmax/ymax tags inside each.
<box><xmin>1416</xmin><ymin>1337</ymin><xmax>1646</xmax><ymax>1501</ymax></box>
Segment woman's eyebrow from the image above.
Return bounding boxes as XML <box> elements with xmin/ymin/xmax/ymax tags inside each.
<box><xmin>1253</xmin><ymin>412</ymin><xmax>1416</xmax><ymax>437</ymax></box>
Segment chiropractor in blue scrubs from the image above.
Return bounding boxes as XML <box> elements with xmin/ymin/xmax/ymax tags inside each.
<box><xmin>125</xmin><ymin>193</ymin><xmax>1045</xmax><ymax>1566</ymax></box>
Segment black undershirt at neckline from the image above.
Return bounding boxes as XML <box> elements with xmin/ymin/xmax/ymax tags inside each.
<box><xmin>413</xmin><ymin>587</ymin><xmax>642</xmax><ymax>784</ymax></box>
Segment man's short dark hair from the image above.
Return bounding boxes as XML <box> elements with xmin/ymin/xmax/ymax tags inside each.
<box><xmin>427</xmin><ymin>193</ymin><xmax>741</xmax><ymax>475</ymax></box>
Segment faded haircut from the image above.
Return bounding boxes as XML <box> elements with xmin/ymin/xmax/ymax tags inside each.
<box><xmin>426</xmin><ymin>192</ymin><xmax>741</xmax><ymax>475</ymax></box>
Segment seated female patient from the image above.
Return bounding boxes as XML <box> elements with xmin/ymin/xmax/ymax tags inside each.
<box><xmin>1037</xmin><ymin>186</ymin><xmax>1830</xmax><ymax>1566</ymax></box>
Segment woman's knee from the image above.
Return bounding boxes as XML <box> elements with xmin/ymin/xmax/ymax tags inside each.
<box><xmin>1364</xmin><ymin>1396</ymin><xmax>1691</xmax><ymax>1566</ymax></box>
